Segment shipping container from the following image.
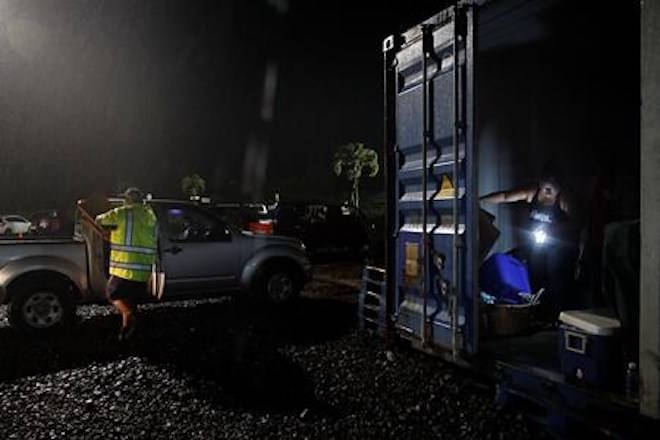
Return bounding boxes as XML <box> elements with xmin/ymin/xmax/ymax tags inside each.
<box><xmin>378</xmin><ymin>0</ymin><xmax>657</xmax><ymax>434</ymax></box>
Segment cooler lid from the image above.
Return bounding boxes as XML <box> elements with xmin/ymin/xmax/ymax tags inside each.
<box><xmin>558</xmin><ymin>309</ymin><xmax>621</xmax><ymax>336</ymax></box>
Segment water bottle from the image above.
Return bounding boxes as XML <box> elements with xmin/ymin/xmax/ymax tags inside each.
<box><xmin>625</xmin><ymin>362</ymin><xmax>638</xmax><ymax>398</ymax></box>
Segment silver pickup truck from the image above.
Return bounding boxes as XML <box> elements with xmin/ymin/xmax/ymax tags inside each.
<box><xmin>0</xmin><ymin>199</ymin><xmax>311</xmax><ymax>334</ymax></box>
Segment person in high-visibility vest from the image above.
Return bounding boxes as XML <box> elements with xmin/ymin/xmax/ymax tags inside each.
<box><xmin>96</xmin><ymin>187</ymin><xmax>158</xmax><ymax>341</ymax></box>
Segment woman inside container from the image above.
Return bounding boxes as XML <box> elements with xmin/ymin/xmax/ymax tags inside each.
<box><xmin>480</xmin><ymin>164</ymin><xmax>581</xmax><ymax>321</ymax></box>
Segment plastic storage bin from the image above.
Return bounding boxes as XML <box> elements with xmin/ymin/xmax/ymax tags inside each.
<box><xmin>479</xmin><ymin>253</ymin><xmax>531</xmax><ymax>304</ymax></box>
<box><xmin>558</xmin><ymin>309</ymin><xmax>622</xmax><ymax>389</ymax></box>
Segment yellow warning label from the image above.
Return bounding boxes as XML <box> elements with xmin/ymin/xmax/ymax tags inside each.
<box><xmin>438</xmin><ymin>174</ymin><xmax>455</xmax><ymax>198</ymax></box>
<box><xmin>405</xmin><ymin>242</ymin><xmax>420</xmax><ymax>280</ymax></box>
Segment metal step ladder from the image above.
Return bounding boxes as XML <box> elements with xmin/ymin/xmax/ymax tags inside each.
<box><xmin>358</xmin><ymin>266</ymin><xmax>387</xmax><ymax>332</ymax></box>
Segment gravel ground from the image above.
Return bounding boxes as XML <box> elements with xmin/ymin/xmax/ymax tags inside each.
<box><xmin>0</xmin><ymin>272</ymin><xmax>549</xmax><ymax>439</ymax></box>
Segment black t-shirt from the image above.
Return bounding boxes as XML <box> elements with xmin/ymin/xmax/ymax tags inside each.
<box><xmin>527</xmin><ymin>190</ymin><xmax>578</xmax><ymax>248</ymax></box>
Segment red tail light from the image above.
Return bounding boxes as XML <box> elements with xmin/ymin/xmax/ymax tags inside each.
<box><xmin>248</xmin><ymin>220</ymin><xmax>274</xmax><ymax>235</ymax></box>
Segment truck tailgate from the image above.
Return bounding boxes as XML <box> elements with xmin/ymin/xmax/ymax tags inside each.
<box><xmin>0</xmin><ymin>239</ymin><xmax>88</xmax><ymax>301</ymax></box>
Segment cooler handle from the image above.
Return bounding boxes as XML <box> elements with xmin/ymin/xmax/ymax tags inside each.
<box><xmin>564</xmin><ymin>330</ymin><xmax>587</xmax><ymax>355</ymax></box>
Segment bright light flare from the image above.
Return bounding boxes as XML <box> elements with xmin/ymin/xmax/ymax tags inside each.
<box><xmin>534</xmin><ymin>228</ymin><xmax>547</xmax><ymax>245</ymax></box>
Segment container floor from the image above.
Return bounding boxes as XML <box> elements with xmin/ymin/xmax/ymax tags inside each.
<box><xmin>480</xmin><ymin>328</ymin><xmax>643</xmax><ymax>435</ymax></box>
<box><xmin>481</xmin><ymin>329</ymin><xmax>560</xmax><ymax>374</ymax></box>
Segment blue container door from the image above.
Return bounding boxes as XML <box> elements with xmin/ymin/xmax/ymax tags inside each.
<box><xmin>387</xmin><ymin>6</ymin><xmax>477</xmax><ymax>355</ymax></box>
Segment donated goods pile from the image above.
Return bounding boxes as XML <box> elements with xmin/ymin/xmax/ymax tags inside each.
<box><xmin>478</xmin><ymin>253</ymin><xmax>537</xmax><ymax>336</ymax></box>
<box><xmin>480</xmin><ymin>252</ymin><xmax>625</xmax><ymax>391</ymax></box>
<box><xmin>479</xmin><ymin>253</ymin><xmax>541</xmax><ymax>306</ymax></box>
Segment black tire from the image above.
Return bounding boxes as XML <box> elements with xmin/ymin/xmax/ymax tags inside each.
<box><xmin>257</xmin><ymin>262</ymin><xmax>302</xmax><ymax>304</ymax></box>
<box><xmin>8</xmin><ymin>278</ymin><xmax>76</xmax><ymax>335</ymax></box>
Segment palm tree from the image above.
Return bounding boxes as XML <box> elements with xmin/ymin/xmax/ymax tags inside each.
<box><xmin>332</xmin><ymin>142</ymin><xmax>379</xmax><ymax>208</ymax></box>
<box><xmin>181</xmin><ymin>173</ymin><xmax>206</xmax><ymax>198</ymax></box>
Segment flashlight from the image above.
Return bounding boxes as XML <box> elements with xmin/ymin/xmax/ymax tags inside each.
<box><xmin>534</xmin><ymin>228</ymin><xmax>547</xmax><ymax>245</ymax></box>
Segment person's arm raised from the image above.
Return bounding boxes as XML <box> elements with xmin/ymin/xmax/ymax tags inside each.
<box><xmin>480</xmin><ymin>187</ymin><xmax>535</xmax><ymax>204</ymax></box>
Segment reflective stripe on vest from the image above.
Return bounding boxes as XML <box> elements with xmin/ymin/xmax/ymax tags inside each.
<box><xmin>125</xmin><ymin>209</ymin><xmax>134</xmax><ymax>245</ymax></box>
<box><xmin>110</xmin><ymin>260</ymin><xmax>152</xmax><ymax>272</ymax></box>
<box><xmin>110</xmin><ymin>244</ymin><xmax>157</xmax><ymax>255</ymax></box>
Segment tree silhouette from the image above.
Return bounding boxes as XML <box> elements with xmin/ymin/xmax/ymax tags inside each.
<box><xmin>181</xmin><ymin>173</ymin><xmax>206</xmax><ymax>198</ymax></box>
<box><xmin>332</xmin><ymin>142</ymin><xmax>379</xmax><ymax>208</ymax></box>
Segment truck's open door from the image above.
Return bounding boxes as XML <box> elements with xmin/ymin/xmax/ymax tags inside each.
<box><xmin>384</xmin><ymin>5</ymin><xmax>477</xmax><ymax>357</ymax></box>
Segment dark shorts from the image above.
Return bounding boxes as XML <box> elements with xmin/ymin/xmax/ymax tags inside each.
<box><xmin>106</xmin><ymin>276</ymin><xmax>148</xmax><ymax>302</ymax></box>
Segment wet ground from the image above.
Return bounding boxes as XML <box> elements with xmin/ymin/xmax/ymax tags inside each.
<box><xmin>0</xmin><ymin>263</ymin><xmax>548</xmax><ymax>439</ymax></box>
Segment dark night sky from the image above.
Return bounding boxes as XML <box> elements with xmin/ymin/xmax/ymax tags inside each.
<box><xmin>0</xmin><ymin>0</ymin><xmax>447</xmax><ymax>212</ymax></box>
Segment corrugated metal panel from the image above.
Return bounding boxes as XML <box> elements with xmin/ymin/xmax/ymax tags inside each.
<box><xmin>388</xmin><ymin>5</ymin><xmax>477</xmax><ymax>355</ymax></box>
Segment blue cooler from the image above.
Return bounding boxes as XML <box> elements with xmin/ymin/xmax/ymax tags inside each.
<box><xmin>480</xmin><ymin>253</ymin><xmax>531</xmax><ymax>304</ymax></box>
<box><xmin>558</xmin><ymin>309</ymin><xmax>622</xmax><ymax>389</ymax></box>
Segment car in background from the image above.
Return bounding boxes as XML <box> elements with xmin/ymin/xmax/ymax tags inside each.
<box><xmin>29</xmin><ymin>210</ymin><xmax>63</xmax><ymax>235</ymax></box>
<box><xmin>0</xmin><ymin>215</ymin><xmax>31</xmax><ymax>235</ymax></box>
<box><xmin>271</xmin><ymin>202</ymin><xmax>370</xmax><ymax>260</ymax></box>
<box><xmin>212</xmin><ymin>203</ymin><xmax>274</xmax><ymax>235</ymax></box>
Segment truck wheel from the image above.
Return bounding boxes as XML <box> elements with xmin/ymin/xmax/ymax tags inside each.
<box><xmin>260</xmin><ymin>263</ymin><xmax>301</xmax><ymax>303</ymax></box>
<box><xmin>8</xmin><ymin>280</ymin><xmax>76</xmax><ymax>335</ymax></box>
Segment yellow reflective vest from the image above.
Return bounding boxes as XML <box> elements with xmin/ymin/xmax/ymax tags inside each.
<box><xmin>96</xmin><ymin>203</ymin><xmax>158</xmax><ymax>282</ymax></box>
